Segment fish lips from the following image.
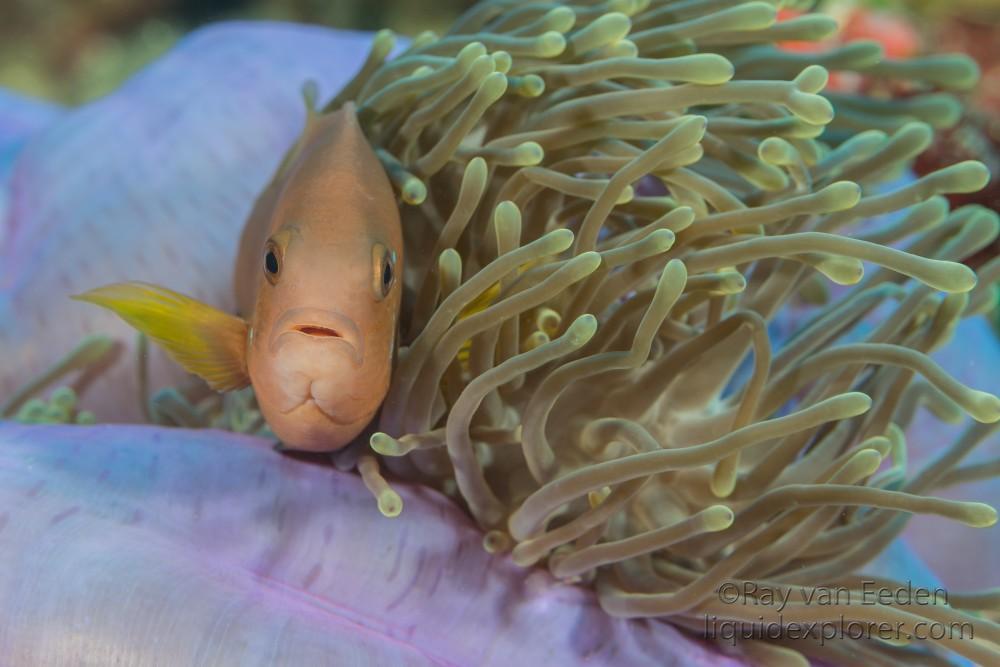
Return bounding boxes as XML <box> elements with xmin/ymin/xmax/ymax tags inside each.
<box><xmin>268</xmin><ymin>307</ymin><xmax>364</xmax><ymax>367</ymax></box>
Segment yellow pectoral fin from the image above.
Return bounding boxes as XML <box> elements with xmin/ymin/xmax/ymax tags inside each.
<box><xmin>74</xmin><ymin>282</ymin><xmax>251</xmax><ymax>392</ymax></box>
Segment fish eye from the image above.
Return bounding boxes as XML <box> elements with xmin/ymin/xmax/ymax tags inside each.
<box><xmin>382</xmin><ymin>261</ymin><xmax>393</xmax><ymax>289</ymax></box>
<box><xmin>372</xmin><ymin>242</ymin><xmax>396</xmax><ymax>301</ymax></box>
<box><xmin>264</xmin><ymin>242</ymin><xmax>281</xmax><ymax>284</ymax></box>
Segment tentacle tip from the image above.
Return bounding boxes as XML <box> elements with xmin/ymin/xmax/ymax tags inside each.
<box><xmin>855</xmin><ymin>449</ymin><xmax>885</xmax><ymax>477</ymax></box>
<box><xmin>75</xmin><ymin>410</ymin><xmax>97</xmax><ymax>425</ymax></box>
<box><xmin>844</xmin><ymin>392</ymin><xmax>874</xmax><ymax>415</ymax></box>
<box><xmin>710</xmin><ymin>473</ymin><xmax>737</xmax><ymax>499</ymax></box>
<box><xmin>401</xmin><ymin>179</ymin><xmax>428</xmax><ymax>206</ymax></box>
<box><xmin>971</xmin><ymin>393</ymin><xmax>1000</xmax><ymax>424</ymax></box>
<box><xmin>537</xmin><ymin>31</ymin><xmax>568</xmax><ymax>58</ymax></box>
<box><xmin>705</xmin><ymin>505</ymin><xmax>735</xmax><ymax>531</ymax></box>
<box><xmin>794</xmin><ymin>65</ymin><xmax>830</xmax><ymax>94</ymax></box>
<box><xmin>568</xmin><ymin>314</ymin><xmax>599</xmax><ymax>346</ymax></box>
<box><xmin>378</xmin><ymin>490</ymin><xmax>403</xmax><ymax>518</ymax></box>
<box><xmin>483</xmin><ymin>530</ymin><xmax>512</xmax><ymax>554</ymax></box>
<box><xmin>966</xmin><ymin>503</ymin><xmax>998</xmax><ymax>528</ymax></box>
<box><xmin>370</xmin><ymin>431</ymin><xmax>404</xmax><ymax>456</ymax></box>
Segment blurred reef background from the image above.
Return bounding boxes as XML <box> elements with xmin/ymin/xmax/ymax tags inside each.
<box><xmin>1</xmin><ymin>0</ymin><xmax>998</xmax><ymax>106</ymax></box>
<box><xmin>0</xmin><ymin>0</ymin><xmax>474</xmax><ymax>104</ymax></box>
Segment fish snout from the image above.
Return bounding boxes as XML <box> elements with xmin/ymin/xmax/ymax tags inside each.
<box><xmin>268</xmin><ymin>308</ymin><xmax>364</xmax><ymax>366</ymax></box>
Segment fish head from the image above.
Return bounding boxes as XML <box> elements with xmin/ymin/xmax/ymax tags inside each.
<box><xmin>246</xmin><ymin>105</ymin><xmax>403</xmax><ymax>451</ymax></box>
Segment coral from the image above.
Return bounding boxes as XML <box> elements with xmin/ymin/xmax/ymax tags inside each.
<box><xmin>310</xmin><ymin>1</ymin><xmax>999</xmax><ymax>664</ymax></box>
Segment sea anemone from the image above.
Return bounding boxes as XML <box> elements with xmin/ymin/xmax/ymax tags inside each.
<box><xmin>10</xmin><ymin>1</ymin><xmax>1000</xmax><ymax>664</ymax></box>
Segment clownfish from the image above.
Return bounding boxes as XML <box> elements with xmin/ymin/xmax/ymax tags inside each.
<box><xmin>75</xmin><ymin>103</ymin><xmax>403</xmax><ymax>452</ymax></box>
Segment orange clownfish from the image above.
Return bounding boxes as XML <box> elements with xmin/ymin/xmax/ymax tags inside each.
<box><xmin>75</xmin><ymin>103</ymin><xmax>403</xmax><ymax>452</ymax></box>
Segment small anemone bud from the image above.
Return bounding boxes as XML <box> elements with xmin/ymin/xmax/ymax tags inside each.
<box><xmin>758</xmin><ymin>137</ymin><xmax>798</xmax><ymax>166</ymax></box>
<box><xmin>507</xmin><ymin>75</ymin><xmax>545</xmax><ymax>98</ymax></box>
<box><xmin>494</xmin><ymin>200</ymin><xmax>522</xmax><ymax>238</ymax></box>
<box><xmin>729</xmin><ymin>2</ymin><xmax>777</xmax><ymax>30</ymax></box>
<box><xmin>644</xmin><ymin>228</ymin><xmax>677</xmax><ymax>254</ymax></box>
<box><xmin>15</xmin><ymin>398</ymin><xmax>47</xmax><ymax>423</ymax></box>
<box><xmin>862</xmin><ymin>437</ymin><xmax>893</xmax><ymax>459</ymax></box>
<box><xmin>566</xmin><ymin>314</ymin><xmax>599</xmax><ymax>348</ymax></box>
<box><xmin>661</xmin><ymin>207</ymin><xmax>695</xmax><ymax>233</ymax></box>
<box><xmin>838</xmin><ymin>392</ymin><xmax>874</xmax><ymax>417</ymax></box>
<box><xmin>716</xmin><ymin>271</ymin><xmax>747</xmax><ymax>295</ymax></box>
<box><xmin>700</xmin><ymin>505</ymin><xmax>735</xmax><ymax>532</ymax></box>
<box><xmin>401</xmin><ymin>179</ymin><xmax>427</xmax><ymax>205</ymax></box>
<box><xmin>410</xmin><ymin>30</ymin><xmax>438</xmax><ymax>50</ymax></box>
<box><xmin>491</xmin><ymin>50</ymin><xmax>512</xmax><ymax>74</ymax></box>
<box><xmin>43</xmin><ymin>404</ymin><xmax>70</xmax><ymax>424</ymax></box>
<box><xmin>567</xmin><ymin>12</ymin><xmax>631</xmax><ymax>56</ymax></box>
<box><xmin>681</xmin><ymin>54</ymin><xmax>735</xmax><ymax>85</ymax></box>
<box><xmin>815</xmin><ymin>181</ymin><xmax>863</xmax><ymax>212</ymax></box>
<box><xmin>787</xmin><ymin>90</ymin><xmax>835</xmax><ymax>126</ymax></box>
<box><xmin>962</xmin><ymin>503</ymin><xmax>998</xmax><ymax>528</ymax></box>
<box><xmin>512</xmin><ymin>141</ymin><xmax>544</xmax><ymax>165</ymax></box>
<box><xmin>932</xmin><ymin>160</ymin><xmax>991</xmax><ymax>194</ymax></box>
<box><xmin>814</xmin><ymin>255</ymin><xmax>865</xmax><ymax>285</ymax></box>
<box><xmin>852</xmin><ymin>448</ymin><xmax>886</xmax><ymax>478</ymax></box>
<box><xmin>545</xmin><ymin>6</ymin><xmax>577</xmax><ymax>33</ymax></box>
<box><xmin>376</xmin><ymin>490</ymin><xmax>403</xmax><ymax>518</ymax></box>
<box><xmin>794</xmin><ymin>65</ymin><xmax>830</xmax><ymax>94</ymax></box>
<box><xmin>588</xmin><ymin>485</ymin><xmax>612</xmax><ymax>508</ymax></box>
<box><xmin>49</xmin><ymin>386</ymin><xmax>77</xmax><ymax>411</ymax></box>
<box><xmin>375</xmin><ymin>148</ymin><xmax>427</xmax><ymax>205</ymax></box>
<box><xmin>358</xmin><ymin>454</ymin><xmax>403</xmax><ymax>518</ymax></box>
<box><xmin>968</xmin><ymin>391</ymin><xmax>1000</xmax><ymax>424</ymax></box>
<box><xmin>370</xmin><ymin>432</ymin><xmax>412</xmax><ymax>456</ymax></box>
<box><xmin>536</xmin><ymin>308</ymin><xmax>562</xmax><ymax>336</ymax></box>
<box><xmin>569</xmin><ymin>251</ymin><xmax>604</xmax><ymax>279</ymax></box>
<box><xmin>75</xmin><ymin>410</ymin><xmax>96</xmax><ymax>425</ymax></box>
<box><xmin>438</xmin><ymin>248</ymin><xmax>462</xmax><ymax>293</ymax></box>
<box><xmin>483</xmin><ymin>530</ymin><xmax>512</xmax><ymax>554</ymax></box>
<box><xmin>536</xmin><ymin>31</ymin><xmax>567</xmax><ymax>58</ymax></box>
<box><xmin>545</xmin><ymin>228</ymin><xmax>576</xmax><ymax>254</ymax></box>
<box><xmin>371</xmin><ymin>29</ymin><xmax>396</xmax><ymax>59</ymax></box>
<box><xmin>457</xmin><ymin>41</ymin><xmax>488</xmax><ymax>66</ymax></box>
<box><xmin>589</xmin><ymin>12</ymin><xmax>632</xmax><ymax>44</ymax></box>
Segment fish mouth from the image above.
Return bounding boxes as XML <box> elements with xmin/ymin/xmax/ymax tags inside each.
<box><xmin>269</xmin><ymin>307</ymin><xmax>364</xmax><ymax>366</ymax></box>
<box><xmin>295</xmin><ymin>325</ymin><xmax>341</xmax><ymax>338</ymax></box>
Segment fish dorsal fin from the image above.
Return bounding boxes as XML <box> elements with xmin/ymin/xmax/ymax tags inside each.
<box><xmin>74</xmin><ymin>282</ymin><xmax>250</xmax><ymax>392</ymax></box>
